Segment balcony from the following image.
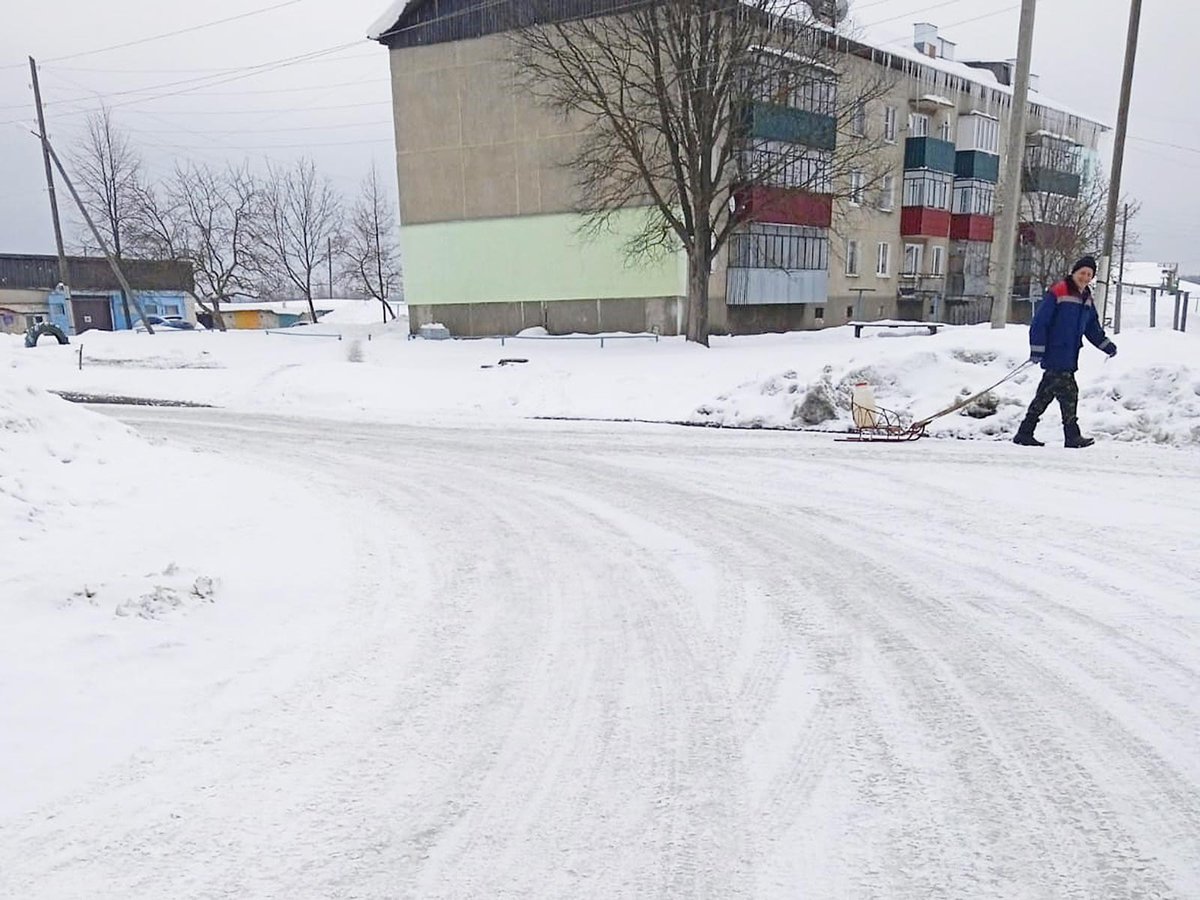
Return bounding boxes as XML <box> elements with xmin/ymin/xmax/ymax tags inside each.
<box><xmin>1023</xmin><ymin>167</ymin><xmax>1081</xmax><ymax>197</ymax></box>
<box><xmin>734</xmin><ymin>186</ymin><xmax>833</xmax><ymax>228</ymax></box>
<box><xmin>1019</xmin><ymin>222</ymin><xmax>1077</xmax><ymax>247</ymax></box>
<box><xmin>946</xmin><ymin>272</ymin><xmax>992</xmax><ymax>299</ymax></box>
<box><xmin>904</xmin><ymin>136</ymin><xmax>956</xmax><ymax>174</ymax></box>
<box><xmin>745</xmin><ymin>102</ymin><xmax>837</xmax><ymax>151</ymax></box>
<box><xmin>955</xmin><ymin>150</ymin><xmax>1000</xmax><ymax>183</ymax></box>
<box><xmin>898</xmin><ymin>273</ymin><xmax>946</xmax><ymax>295</ymax></box>
<box><xmin>901</xmin><ymin>207</ymin><xmax>951</xmax><ymax>238</ymax></box>
<box><xmin>950</xmin><ymin>214</ymin><xmax>995</xmax><ymax>242</ymax></box>
<box><xmin>726</xmin><ymin>267</ymin><xmax>829</xmax><ymax>305</ymax></box>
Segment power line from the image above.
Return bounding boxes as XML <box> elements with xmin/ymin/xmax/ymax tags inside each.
<box><xmin>53</xmin><ymin>99</ymin><xmax>393</xmax><ymax>118</ymax></box>
<box><xmin>1128</xmin><ymin>135</ymin><xmax>1200</xmax><ymax>157</ymax></box>
<box><xmin>43</xmin><ymin>0</ymin><xmax>305</xmax><ymax>64</ymax></box>
<box><xmin>48</xmin><ymin>54</ymin><xmax>368</xmax><ymax>75</ymax></box>
<box><xmin>856</xmin><ymin>0</ymin><xmax>963</xmax><ymax>30</ymax></box>
<box><xmin>127</xmin><ymin>119</ymin><xmax>393</xmax><ymax>135</ymax></box>
<box><xmin>872</xmin><ymin>4</ymin><xmax>1019</xmax><ymax>47</ymax></box>
<box><xmin>0</xmin><ymin>41</ymin><xmax>365</xmax><ymax>112</ymax></box>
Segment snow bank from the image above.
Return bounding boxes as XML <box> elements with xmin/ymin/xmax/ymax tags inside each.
<box><xmin>695</xmin><ymin>327</ymin><xmax>1200</xmax><ymax>446</ymax></box>
<box><xmin>5</xmin><ymin>318</ymin><xmax>1198</xmax><ymax>447</ymax></box>
<box><xmin>0</xmin><ymin>379</ymin><xmax>147</xmax><ymax>537</ymax></box>
<box><xmin>0</xmin><ymin>375</ymin><xmax>354</xmax><ymax>819</ymax></box>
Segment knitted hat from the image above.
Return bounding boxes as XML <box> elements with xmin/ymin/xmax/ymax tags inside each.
<box><xmin>1071</xmin><ymin>255</ymin><xmax>1098</xmax><ymax>275</ymax></box>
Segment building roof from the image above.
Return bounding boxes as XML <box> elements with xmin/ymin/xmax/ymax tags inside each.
<box><xmin>852</xmin><ymin>27</ymin><xmax>1110</xmax><ymax>129</ymax></box>
<box><xmin>370</xmin><ymin>0</ymin><xmax>1108</xmax><ymax>132</ymax></box>
<box><xmin>0</xmin><ymin>254</ymin><xmax>195</xmax><ymax>293</ymax></box>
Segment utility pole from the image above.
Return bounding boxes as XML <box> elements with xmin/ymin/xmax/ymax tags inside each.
<box><xmin>40</xmin><ymin>135</ymin><xmax>155</xmax><ymax>334</ymax></box>
<box><xmin>29</xmin><ymin>58</ymin><xmax>70</xmax><ymax>294</ymax></box>
<box><xmin>991</xmin><ymin>0</ymin><xmax>1039</xmax><ymax>329</ymax></box>
<box><xmin>327</xmin><ymin>237</ymin><xmax>334</xmax><ymax>299</ymax></box>
<box><xmin>1114</xmin><ymin>202</ymin><xmax>1128</xmax><ymax>333</ymax></box>
<box><xmin>1099</xmin><ymin>0</ymin><xmax>1143</xmax><ymax>324</ymax></box>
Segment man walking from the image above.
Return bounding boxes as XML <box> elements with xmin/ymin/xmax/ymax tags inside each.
<box><xmin>1013</xmin><ymin>255</ymin><xmax>1117</xmax><ymax>448</ymax></box>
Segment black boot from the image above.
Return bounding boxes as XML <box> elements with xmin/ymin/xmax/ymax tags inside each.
<box><xmin>1064</xmin><ymin>422</ymin><xmax>1094</xmax><ymax>448</ymax></box>
<box><xmin>1013</xmin><ymin>418</ymin><xmax>1044</xmax><ymax>446</ymax></box>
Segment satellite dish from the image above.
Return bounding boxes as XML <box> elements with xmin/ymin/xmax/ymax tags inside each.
<box><xmin>809</xmin><ymin>0</ymin><xmax>849</xmax><ymax>26</ymax></box>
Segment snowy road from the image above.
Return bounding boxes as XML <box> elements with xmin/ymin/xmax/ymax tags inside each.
<box><xmin>5</xmin><ymin>410</ymin><xmax>1200</xmax><ymax>899</ymax></box>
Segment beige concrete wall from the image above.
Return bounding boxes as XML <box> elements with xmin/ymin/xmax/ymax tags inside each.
<box><xmin>0</xmin><ymin>288</ymin><xmax>50</xmax><ymax>312</ymax></box>
<box><xmin>408</xmin><ymin>296</ymin><xmax>684</xmax><ymax>337</ymax></box>
<box><xmin>389</xmin><ymin>35</ymin><xmax>586</xmax><ymax>226</ymax></box>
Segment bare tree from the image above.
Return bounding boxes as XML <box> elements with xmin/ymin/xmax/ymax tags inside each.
<box><xmin>512</xmin><ymin>0</ymin><xmax>891</xmax><ymax>345</ymax></box>
<box><xmin>255</xmin><ymin>157</ymin><xmax>343</xmax><ymax>323</ymax></box>
<box><xmin>1016</xmin><ymin>162</ymin><xmax>1141</xmax><ymax>297</ymax></box>
<box><xmin>343</xmin><ymin>163</ymin><xmax>403</xmax><ymax>323</ymax></box>
<box><xmin>132</xmin><ymin>163</ymin><xmax>261</xmax><ymax>332</ymax></box>
<box><xmin>71</xmin><ymin>106</ymin><xmax>143</xmax><ymax>324</ymax></box>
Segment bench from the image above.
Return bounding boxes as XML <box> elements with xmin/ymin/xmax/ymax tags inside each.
<box><xmin>850</xmin><ymin>320</ymin><xmax>945</xmax><ymax>339</ymax></box>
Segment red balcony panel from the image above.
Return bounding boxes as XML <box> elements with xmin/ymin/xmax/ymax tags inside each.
<box><xmin>735</xmin><ymin>186</ymin><xmax>833</xmax><ymax>228</ymax></box>
<box><xmin>950</xmin><ymin>214</ymin><xmax>995</xmax><ymax>242</ymax></box>
<box><xmin>900</xmin><ymin>207</ymin><xmax>952</xmax><ymax>238</ymax></box>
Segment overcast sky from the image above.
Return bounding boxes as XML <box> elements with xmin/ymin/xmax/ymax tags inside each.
<box><xmin>1</xmin><ymin>0</ymin><xmax>1195</xmax><ymax>270</ymax></box>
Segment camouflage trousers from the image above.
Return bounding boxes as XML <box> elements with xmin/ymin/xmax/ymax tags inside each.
<box><xmin>1023</xmin><ymin>370</ymin><xmax>1079</xmax><ymax>426</ymax></box>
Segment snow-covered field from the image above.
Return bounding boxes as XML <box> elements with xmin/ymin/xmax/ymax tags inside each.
<box><xmin>3</xmin><ymin>309</ymin><xmax>1199</xmax><ymax>897</ymax></box>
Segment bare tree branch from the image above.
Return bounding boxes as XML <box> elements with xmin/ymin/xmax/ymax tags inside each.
<box><xmin>253</xmin><ymin>158</ymin><xmax>344</xmax><ymax>324</ymax></box>
<box><xmin>342</xmin><ymin>163</ymin><xmax>403</xmax><ymax>323</ymax></box>
<box><xmin>512</xmin><ymin>0</ymin><xmax>893</xmax><ymax>344</ymax></box>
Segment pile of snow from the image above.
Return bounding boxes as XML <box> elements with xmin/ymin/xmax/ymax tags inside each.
<box><xmin>0</xmin><ymin>375</ymin><xmax>354</xmax><ymax>819</ymax></box>
<box><xmin>0</xmin><ymin>379</ymin><xmax>147</xmax><ymax>537</ymax></box>
<box><xmin>694</xmin><ymin>327</ymin><xmax>1200</xmax><ymax>446</ymax></box>
<box><xmin>314</xmin><ymin>298</ymin><xmax>406</xmax><ymax>326</ymax></box>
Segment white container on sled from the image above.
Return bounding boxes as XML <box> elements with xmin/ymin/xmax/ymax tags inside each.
<box><xmin>851</xmin><ymin>381</ymin><xmax>879</xmax><ymax>429</ymax></box>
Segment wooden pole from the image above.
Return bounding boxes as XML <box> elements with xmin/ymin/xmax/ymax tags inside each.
<box><xmin>29</xmin><ymin>57</ymin><xmax>72</xmax><ymax>329</ymax></box>
<box><xmin>1114</xmin><ymin>203</ymin><xmax>1128</xmax><ymax>334</ymax></box>
<box><xmin>991</xmin><ymin>0</ymin><xmax>1039</xmax><ymax>328</ymax></box>
<box><xmin>41</xmin><ymin>135</ymin><xmax>155</xmax><ymax>333</ymax></box>
<box><xmin>1098</xmin><ymin>0</ymin><xmax>1143</xmax><ymax>324</ymax></box>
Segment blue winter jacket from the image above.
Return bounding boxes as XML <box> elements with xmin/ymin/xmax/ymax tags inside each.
<box><xmin>1029</xmin><ymin>279</ymin><xmax>1116</xmax><ymax>372</ymax></box>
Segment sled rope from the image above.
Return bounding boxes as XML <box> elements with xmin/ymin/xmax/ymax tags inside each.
<box><xmin>911</xmin><ymin>359</ymin><xmax>1035</xmax><ymax>429</ymax></box>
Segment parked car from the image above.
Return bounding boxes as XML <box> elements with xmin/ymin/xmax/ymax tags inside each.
<box><xmin>134</xmin><ymin>315</ymin><xmax>196</xmax><ymax>332</ymax></box>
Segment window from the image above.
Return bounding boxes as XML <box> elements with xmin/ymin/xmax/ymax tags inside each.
<box><xmin>25</xmin><ymin>314</ymin><xmax>46</xmax><ymax>328</ymax></box>
<box><xmin>729</xmin><ymin>224</ymin><xmax>829</xmax><ymax>271</ymax></box>
<box><xmin>953</xmin><ymin>179</ymin><xmax>995</xmax><ymax>216</ymax></box>
<box><xmin>846</xmin><ymin>240</ymin><xmax>860</xmax><ymax>276</ymax></box>
<box><xmin>851</xmin><ymin>103</ymin><xmax>866</xmax><ymax>137</ymax></box>
<box><xmin>932</xmin><ymin>245</ymin><xmax>945</xmax><ymax>276</ymax></box>
<box><xmin>903</xmin><ymin>170</ymin><xmax>953</xmax><ymax>210</ymax></box>
<box><xmin>908</xmin><ymin>113</ymin><xmax>929</xmax><ymax>137</ymax></box>
<box><xmin>749</xmin><ymin>53</ymin><xmax>837</xmax><ymax>116</ymax></box>
<box><xmin>884</xmin><ymin>105</ymin><xmax>897</xmax><ymax>142</ymax></box>
<box><xmin>960</xmin><ymin>115</ymin><xmax>1000</xmax><ymax>154</ymax></box>
<box><xmin>815</xmin><ymin>306</ymin><xmax>825</xmax><ymax>319</ymax></box>
<box><xmin>879</xmin><ymin>174</ymin><xmax>895</xmax><ymax>211</ymax></box>
<box><xmin>904</xmin><ymin>243</ymin><xmax>922</xmax><ymax>276</ymax></box>
<box><xmin>849</xmin><ymin>171</ymin><xmax>865</xmax><ymax>205</ymax></box>
<box><xmin>741</xmin><ymin>140</ymin><xmax>833</xmax><ymax>193</ymax></box>
<box><xmin>1025</xmin><ymin>135</ymin><xmax>1080</xmax><ymax>173</ymax></box>
<box><xmin>846</xmin><ymin>305</ymin><xmax>854</xmax><ymax>318</ymax></box>
<box><xmin>939</xmin><ymin>119</ymin><xmax>953</xmax><ymax>142</ymax></box>
<box><xmin>877</xmin><ymin>242</ymin><xmax>891</xmax><ymax>277</ymax></box>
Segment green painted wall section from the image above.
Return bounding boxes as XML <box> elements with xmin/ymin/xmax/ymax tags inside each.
<box><xmin>401</xmin><ymin>210</ymin><xmax>687</xmax><ymax>306</ymax></box>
